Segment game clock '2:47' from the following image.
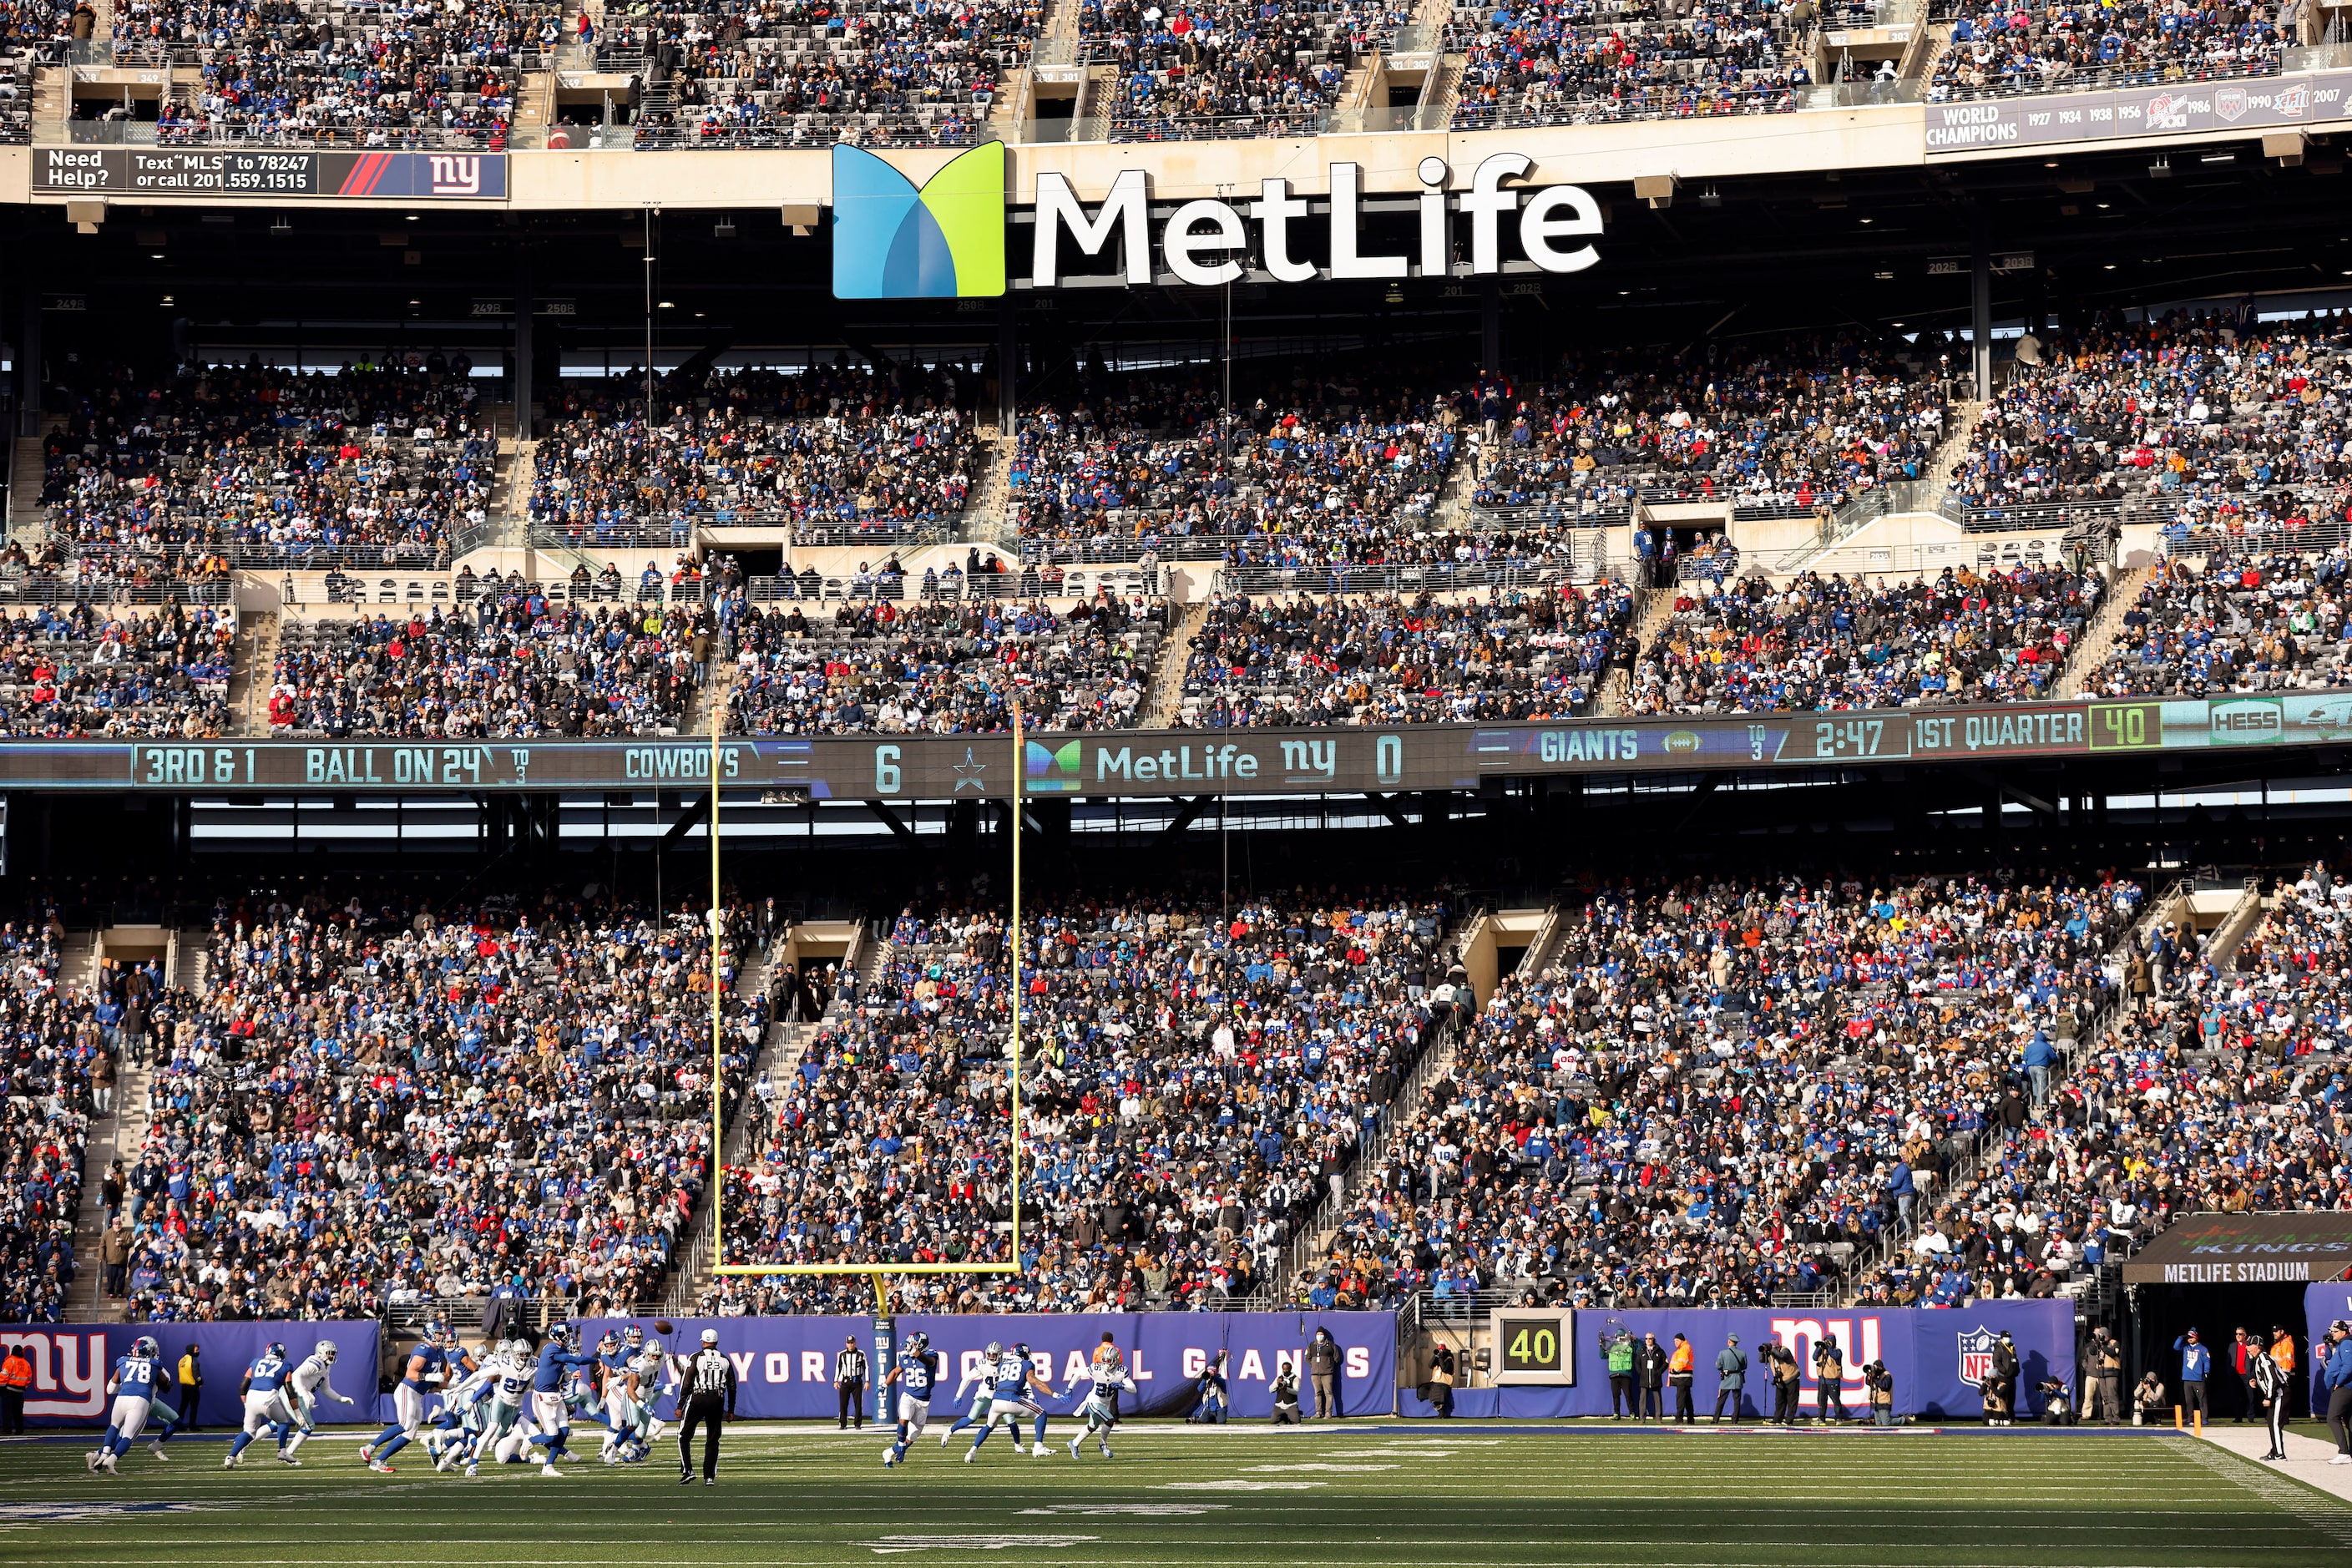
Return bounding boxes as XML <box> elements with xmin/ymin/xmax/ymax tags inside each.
<box><xmin>1492</xmin><ymin>1311</ymin><xmax>1576</xmax><ymax>1385</ymax></box>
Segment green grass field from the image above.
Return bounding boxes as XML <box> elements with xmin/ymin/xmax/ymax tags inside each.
<box><xmin>6</xmin><ymin>1424</ymin><xmax>2351</xmax><ymax>1567</ymax></box>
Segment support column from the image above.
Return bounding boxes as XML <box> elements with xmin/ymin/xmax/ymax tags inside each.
<box><xmin>513</xmin><ymin>234</ymin><xmax>535</xmax><ymax>440</ymax></box>
<box><xmin>998</xmin><ymin>296</ymin><xmax>1018</xmax><ymax>433</ymax></box>
<box><xmin>1480</xmin><ymin>278</ymin><xmax>1500</xmax><ymax>377</ymax></box>
<box><xmin>1970</xmin><ymin>210</ymin><xmax>1993</xmax><ymax>402</ymax></box>
<box><xmin>18</xmin><ymin>280</ymin><xmax>39</xmax><ymax>438</ymax></box>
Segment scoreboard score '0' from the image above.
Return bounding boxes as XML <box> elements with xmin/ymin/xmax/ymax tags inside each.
<box><xmin>1492</xmin><ymin>1310</ymin><xmax>1576</xmax><ymax>1385</ymax></box>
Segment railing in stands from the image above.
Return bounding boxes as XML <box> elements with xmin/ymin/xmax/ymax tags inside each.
<box><xmin>1211</xmin><ymin>560</ymin><xmax>1586</xmax><ymax>597</ymax></box>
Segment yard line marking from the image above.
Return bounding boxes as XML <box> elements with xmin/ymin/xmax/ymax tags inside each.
<box><xmin>863</xmin><ymin>1535</ymin><xmax>1099</xmax><ymax>1555</ymax></box>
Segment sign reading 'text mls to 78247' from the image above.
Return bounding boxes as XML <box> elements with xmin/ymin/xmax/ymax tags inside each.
<box><xmin>34</xmin><ymin>148</ymin><xmax>507</xmax><ymax>198</ymax></box>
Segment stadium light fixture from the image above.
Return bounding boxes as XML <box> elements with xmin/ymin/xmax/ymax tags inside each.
<box><xmin>2150</xmin><ymin>156</ymin><xmax>2172</xmax><ymax>178</ymax></box>
<box><xmin>271</xmin><ymin>215</ymin><xmax>291</xmax><ymax>234</ymax></box>
<box><xmin>1698</xmin><ymin>186</ymin><xmax>1721</xmax><ymax>207</ymax></box>
<box><xmin>2200</xmin><ymin>151</ymin><xmax>2236</xmax><ymax>165</ymax></box>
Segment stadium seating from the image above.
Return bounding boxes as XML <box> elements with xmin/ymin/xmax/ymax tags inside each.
<box><xmin>0</xmin><ymin>601</ymin><xmax>235</xmax><ymax>738</ymax></box>
<box><xmin>1083</xmin><ymin>0</ymin><xmax>1399</xmax><ymax>139</ymax></box>
<box><xmin>602</xmin><ymin>0</ymin><xmax>1033</xmax><ymax>146</ymax></box>
<box><xmin>710</xmin><ymin>888</ymin><xmax>1459</xmax><ymax>1313</ymax></box>
<box><xmin>2075</xmin><ymin>548</ymin><xmax>2352</xmax><ymax>698</ymax></box>
<box><xmin>726</xmin><ymin>593</ymin><xmax>1166</xmax><ymax>734</ymax></box>
<box><xmin>1450</xmin><ymin>0</ymin><xmax>1814</xmax><ymax>129</ymax></box>
<box><xmin>1010</xmin><ymin>383</ymin><xmax>1464</xmax><ymax>563</ymax></box>
<box><xmin>0</xmin><ymin>918</ymin><xmax>87</xmax><ymax>1323</ymax></box>
<box><xmin>112</xmin><ymin>0</ymin><xmax>544</xmax><ymax>144</ymax></box>
<box><xmin>1623</xmin><ymin>565</ymin><xmax>2099</xmax><ymax>714</ymax></box>
<box><xmin>40</xmin><ymin>361</ymin><xmax>495</xmax><ymax>573</ymax></box>
<box><xmin>1172</xmin><ymin>586</ymin><xmax>1636</xmax><ymax>727</ymax></box>
<box><xmin>1308</xmin><ymin>873</ymin><xmax>2138</xmax><ymax>1311</ymax></box>
<box><xmin>529</xmin><ymin>367</ymin><xmax>981</xmax><ymax>544</ymax></box>
<box><xmin>111</xmin><ymin>891</ymin><xmax>767</xmax><ymax>1323</ymax></box>
<box><xmin>1929</xmin><ymin>2</ymin><xmax>2284</xmax><ymax>103</ymax></box>
<box><xmin>1467</xmin><ymin>337</ymin><xmax>1949</xmax><ymax>518</ymax></box>
<box><xmin>266</xmin><ymin>593</ymin><xmax>712</xmax><ymax>738</ymax></box>
<box><xmin>1943</xmin><ymin>315</ymin><xmax>2352</xmax><ymax>520</ymax></box>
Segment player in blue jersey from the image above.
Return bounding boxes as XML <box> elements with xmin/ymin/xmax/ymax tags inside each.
<box><xmin>362</xmin><ymin>1321</ymin><xmax>455</xmax><ymax>1474</ymax></box>
<box><xmin>964</xmin><ymin>1343</ymin><xmax>1057</xmax><ymax>1462</ymax></box>
<box><xmin>88</xmin><ymin>1336</ymin><xmax>171</xmax><ymax>1474</ymax></box>
<box><xmin>940</xmin><ymin>1340</ymin><xmax>1003</xmax><ymax>1447</ymax></box>
<box><xmin>881</xmin><ymin>1333</ymin><xmax>940</xmax><ymax>1469</ymax></box>
<box><xmin>529</xmin><ymin>1323</ymin><xmax>594</xmax><ymax>1476</ymax></box>
<box><xmin>222</xmin><ymin>1343</ymin><xmax>296</xmax><ymax>1469</ymax></box>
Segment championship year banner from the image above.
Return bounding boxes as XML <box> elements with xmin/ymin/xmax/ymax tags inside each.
<box><xmin>1925</xmin><ymin>69</ymin><xmax>2352</xmax><ymax>155</ymax></box>
<box><xmin>34</xmin><ymin>147</ymin><xmax>507</xmax><ymax>199</ymax></box>
<box><xmin>0</xmin><ymin>1321</ymin><xmax>380</xmax><ymax>1428</ymax></box>
<box><xmin>1399</xmin><ymin>1302</ymin><xmax>2075</xmax><ymax>1421</ymax></box>
<box><xmin>0</xmin><ymin>689</ymin><xmax>2341</xmax><ymax>797</ymax></box>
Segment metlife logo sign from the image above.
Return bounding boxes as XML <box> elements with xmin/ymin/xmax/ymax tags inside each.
<box><xmin>831</xmin><ymin>152</ymin><xmax>1602</xmax><ymax>296</ymax></box>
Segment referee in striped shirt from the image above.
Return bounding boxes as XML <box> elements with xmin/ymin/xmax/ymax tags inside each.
<box><xmin>679</xmin><ymin>1328</ymin><xmax>737</xmax><ymax>1485</ymax></box>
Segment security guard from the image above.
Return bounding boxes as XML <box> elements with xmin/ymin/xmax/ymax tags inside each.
<box><xmin>679</xmin><ymin>1328</ymin><xmax>736</xmax><ymax>1485</ymax></box>
<box><xmin>0</xmin><ymin>1340</ymin><xmax>32</xmax><ymax>1434</ymax></box>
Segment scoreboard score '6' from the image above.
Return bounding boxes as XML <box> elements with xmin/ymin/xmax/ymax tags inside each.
<box><xmin>1492</xmin><ymin>1310</ymin><xmax>1576</xmax><ymax>1386</ymax></box>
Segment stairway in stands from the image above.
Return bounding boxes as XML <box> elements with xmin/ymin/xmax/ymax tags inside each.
<box><xmin>63</xmin><ymin>927</ymin><xmax>209</xmax><ymax>1320</ymax></box>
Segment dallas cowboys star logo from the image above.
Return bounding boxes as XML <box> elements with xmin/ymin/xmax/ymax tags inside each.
<box><xmin>952</xmin><ymin>748</ymin><xmax>989</xmax><ymax>792</ymax></box>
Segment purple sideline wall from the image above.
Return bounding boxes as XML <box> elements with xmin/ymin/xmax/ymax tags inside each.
<box><xmin>571</xmin><ymin>1310</ymin><xmax>1397</xmax><ymax>1422</ymax></box>
<box><xmin>0</xmin><ymin>1323</ymin><xmax>380</xmax><ymax>1428</ymax></box>
<box><xmin>1398</xmin><ymin>1302</ymin><xmax>2077</xmax><ymax>1420</ymax></box>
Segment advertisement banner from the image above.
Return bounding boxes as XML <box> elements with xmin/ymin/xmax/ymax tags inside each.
<box><xmin>0</xmin><ymin>1322</ymin><xmax>379</xmax><ymax>1428</ymax></box>
<box><xmin>573</xmin><ymin>1312</ymin><xmax>1398</xmax><ymax>1422</ymax></box>
<box><xmin>1400</xmin><ymin>1302</ymin><xmax>2075</xmax><ymax>1421</ymax></box>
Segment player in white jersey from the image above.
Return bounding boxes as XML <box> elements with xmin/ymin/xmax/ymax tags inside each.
<box><xmin>430</xmin><ymin>1352</ymin><xmax>503</xmax><ymax>1471</ymax></box>
<box><xmin>458</xmin><ymin>1343</ymin><xmax>534</xmax><ymax>1477</ymax></box>
<box><xmin>940</xmin><ymin>1341</ymin><xmax>1003</xmax><ymax>1447</ymax></box>
<box><xmin>964</xmin><ymin>1343</ymin><xmax>1058</xmax><ymax>1461</ymax></box>
<box><xmin>629</xmin><ymin>1341</ymin><xmax>671</xmax><ymax>1450</ymax></box>
<box><xmin>1066</xmin><ymin>1354</ymin><xmax>1136</xmax><ymax>1459</ymax></box>
<box><xmin>276</xmin><ymin>1341</ymin><xmax>357</xmax><ymax>1464</ymax></box>
<box><xmin>598</xmin><ymin>1341</ymin><xmax>648</xmax><ymax>1465</ymax></box>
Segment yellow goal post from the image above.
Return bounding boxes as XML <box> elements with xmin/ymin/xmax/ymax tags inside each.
<box><xmin>702</xmin><ymin>698</ymin><xmax>1025</xmax><ymax>1318</ymax></box>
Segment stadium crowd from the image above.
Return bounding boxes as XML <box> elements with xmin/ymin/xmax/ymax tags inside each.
<box><xmin>528</xmin><ymin>366</ymin><xmax>981</xmax><ymax>542</ymax></box>
<box><xmin>603</xmin><ymin>0</ymin><xmax>1032</xmax><ymax>146</ymax></box>
<box><xmin>0</xmin><ymin>601</ymin><xmax>236</xmax><ymax>739</ymax></box>
<box><xmin>0</xmin><ymin>918</ymin><xmax>89</xmax><ymax>1324</ymax></box>
<box><xmin>1082</xmin><ymin>0</ymin><xmax>1391</xmax><ymax>136</ymax></box>
<box><xmin>1942</xmin><ymin>312</ymin><xmax>2352</xmax><ymax>524</ymax></box>
<box><xmin>710</xmin><ymin>885</ymin><xmax>1459</xmax><ymax>1313</ymax></box>
<box><xmin>1450</xmin><ymin>0</ymin><xmax>1813</xmax><ymax>129</ymax></box>
<box><xmin>1930</xmin><ymin>0</ymin><xmax>2286</xmax><ymax>102</ymax></box>
<box><xmin>114</xmin><ymin>0</ymin><xmax>544</xmax><ymax>144</ymax></box>
<box><xmin>726</xmin><ymin>592</ymin><xmax>1166</xmax><ymax>734</ymax></box>
<box><xmin>2078</xmin><ymin>546</ymin><xmax>2352</xmax><ymax>697</ymax></box>
<box><xmin>40</xmin><ymin>358</ymin><xmax>495</xmax><ymax>573</ymax></box>
<box><xmin>1171</xmin><ymin>585</ymin><xmax>1636</xmax><ymax>727</ymax></box>
<box><xmin>1010</xmin><ymin>379</ymin><xmax>1463</xmax><ymax>565</ymax></box>
<box><xmin>101</xmin><ymin>887</ymin><xmax>766</xmax><ymax>1323</ymax></box>
<box><xmin>1304</xmin><ymin>871</ymin><xmax>2142</xmax><ymax>1312</ymax></box>
<box><xmin>1622</xmin><ymin>564</ymin><xmax>2100</xmax><ymax>714</ymax></box>
<box><xmin>266</xmin><ymin>590</ymin><xmax>715</xmax><ymax>738</ymax></box>
<box><xmin>1466</xmin><ymin>336</ymin><xmax>1948</xmax><ymax>517</ymax></box>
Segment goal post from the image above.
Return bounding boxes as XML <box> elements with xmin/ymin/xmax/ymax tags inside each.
<box><xmin>706</xmin><ymin>699</ymin><xmax>1025</xmax><ymax>1309</ymax></box>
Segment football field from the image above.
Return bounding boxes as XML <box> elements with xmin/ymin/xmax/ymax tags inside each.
<box><xmin>4</xmin><ymin>1424</ymin><xmax>2350</xmax><ymax>1567</ymax></box>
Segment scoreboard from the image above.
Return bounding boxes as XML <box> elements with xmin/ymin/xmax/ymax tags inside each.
<box><xmin>1492</xmin><ymin>1310</ymin><xmax>1576</xmax><ymax>1386</ymax></box>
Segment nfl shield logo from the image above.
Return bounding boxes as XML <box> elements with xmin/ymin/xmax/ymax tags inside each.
<box><xmin>1958</xmin><ymin>1326</ymin><xmax>2001</xmax><ymax>1383</ymax></box>
<box><xmin>2214</xmin><ymin>87</ymin><xmax>2248</xmax><ymax>123</ymax></box>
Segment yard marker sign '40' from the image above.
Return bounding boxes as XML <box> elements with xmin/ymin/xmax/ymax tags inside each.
<box><xmin>832</xmin><ymin>146</ymin><xmax>1601</xmax><ymax>299</ymax></box>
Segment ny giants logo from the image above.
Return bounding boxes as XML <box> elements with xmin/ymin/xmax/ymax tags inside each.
<box><xmin>428</xmin><ymin>155</ymin><xmax>483</xmax><ymax>197</ymax></box>
<box><xmin>0</xmin><ymin>1330</ymin><xmax>109</xmax><ymax>1417</ymax></box>
<box><xmin>1768</xmin><ymin>1316</ymin><xmax>1882</xmax><ymax>1407</ymax></box>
